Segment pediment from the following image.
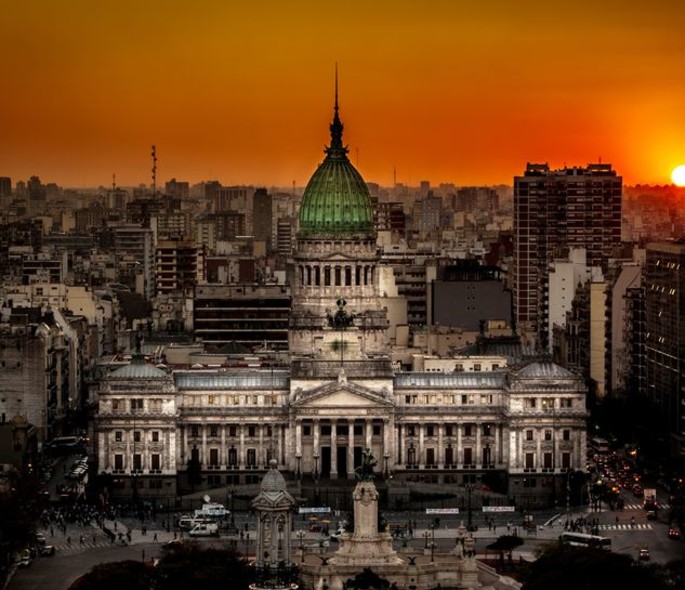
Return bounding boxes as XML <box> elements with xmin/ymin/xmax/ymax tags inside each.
<box><xmin>292</xmin><ymin>381</ymin><xmax>394</xmax><ymax>409</ymax></box>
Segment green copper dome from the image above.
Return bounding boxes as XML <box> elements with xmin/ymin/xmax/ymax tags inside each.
<box><xmin>298</xmin><ymin>96</ymin><xmax>374</xmax><ymax>238</ymax></box>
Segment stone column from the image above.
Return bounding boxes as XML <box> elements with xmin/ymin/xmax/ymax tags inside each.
<box><xmin>348</xmin><ymin>419</ymin><xmax>355</xmax><ymax>478</ymax></box>
<box><xmin>438</xmin><ymin>422</ymin><xmax>444</xmax><ymax>468</ymax></box>
<box><xmin>418</xmin><ymin>424</ymin><xmax>425</xmax><ymax>468</ymax></box>
<box><xmin>365</xmin><ymin>418</ymin><xmax>372</xmax><ymax>448</ymax></box>
<box><xmin>313</xmin><ymin>420</ymin><xmax>320</xmax><ymax>478</ymax></box>
<box><xmin>201</xmin><ymin>426</ymin><xmax>207</xmax><ymax>467</ymax></box>
<box><xmin>456</xmin><ymin>424</ymin><xmax>462</xmax><ymax>468</ymax></box>
<box><xmin>258</xmin><ymin>425</ymin><xmax>264</xmax><ymax>467</ymax></box>
<box><xmin>239</xmin><ymin>424</ymin><xmax>245</xmax><ymax>467</ymax></box>
<box><xmin>221</xmin><ymin>425</ymin><xmax>226</xmax><ymax>469</ymax></box>
<box><xmin>330</xmin><ymin>419</ymin><xmax>337</xmax><ymax>479</ymax></box>
<box><xmin>475</xmin><ymin>423</ymin><xmax>481</xmax><ymax>468</ymax></box>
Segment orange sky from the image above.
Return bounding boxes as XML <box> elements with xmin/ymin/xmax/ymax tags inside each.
<box><xmin>2</xmin><ymin>1</ymin><xmax>685</xmax><ymax>189</ymax></box>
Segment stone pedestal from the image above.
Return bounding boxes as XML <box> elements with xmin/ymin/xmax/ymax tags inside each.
<box><xmin>329</xmin><ymin>479</ymin><xmax>402</xmax><ymax>567</ymax></box>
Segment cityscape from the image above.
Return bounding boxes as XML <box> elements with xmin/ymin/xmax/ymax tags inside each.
<box><xmin>3</xmin><ymin>2</ymin><xmax>685</xmax><ymax>590</ymax></box>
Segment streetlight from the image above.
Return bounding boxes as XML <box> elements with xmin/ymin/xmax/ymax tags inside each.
<box><xmin>296</xmin><ymin>452</ymin><xmax>302</xmax><ymax>480</ymax></box>
<box><xmin>383</xmin><ymin>451</ymin><xmax>390</xmax><ymax>478</ymax></box>
<box><xmin>465</xmin><ymin>484</ymin><xmax>474</xmax><ymax>531</ymax></box>
<box><xmin>430</xmin><ymin>524</ymin><xmax>436</xmax><ymax>563</ymax></box>
<box><xmin>296</xmin><ymin>530</ymin><xmax>306</xmax><ymax>562</ymax></box>
<box><xmin>228</xmin><ymin>487</ymin><xmax>236</xmax><ymax>530</ymax></box>
<box><xmin>313</xmin><ymin>451</ymin><xmax>320</xmax><ymax>482</ymax></box>
<box><xmin>423</xmin><ymin>530</ymin><xmax>430</xmax><ymax>549</ymax></box>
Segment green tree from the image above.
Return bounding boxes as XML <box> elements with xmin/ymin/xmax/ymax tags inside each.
<box><xmin>156</xmin><ymin>542</ymin><xmax>252</xmax><ymax>590</ymax></box>
<box><xmin>522</xmin><ymin>544</ymin><xmax>665</xmax><ymax>590</ymax></box>
<box><xmin>69</xmin><ymin>560</ymin><xmax>153</xmax><ymax>590</ymax></box>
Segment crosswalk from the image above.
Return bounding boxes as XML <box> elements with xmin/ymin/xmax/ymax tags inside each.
<box><xmin>50</xmin><ymin>538</ymin><xmax>117</xmax><ymax>553</ymax></box>
<box><xmin>622</xmin><ymin>503</ymin><xmax>669</xmax><ymax>511</ymax></box>
<box><xmin>596</xmin><ymin>523</ymin><xmax>652</xmax><ymax>531</ymax></box>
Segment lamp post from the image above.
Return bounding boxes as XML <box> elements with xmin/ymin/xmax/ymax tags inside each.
<box><xmin>383</xmin><ymin>451</ymin><xmax>390</xmax><ymax>478</ymax></box>
<box><xmin>296</xmin><ymin>452</ymin><xmax>302</xmax><ymax>481</ymax></box>
<box><xmin>423</xmin><ymin>530</ymin><xmax>430</xmax><ymax>549</ymax></box>
<box><xmin>228</xmin><ymin>487</ymin><xmax>236</xmax><ymax>530</ymax></box>
<box><xmin>244</xmin><ymin>532</ymin><xmax>250</xmax><ymax>560</ymax></box>
<box><xmin>313</xmin><ymin>451</ymin><xmax>319</xmax><ymax>482</ymax></box>
<box><xmin>465</xmin><ymin>484</ymin><xmax>474</xmax><ymax>531</ymax></box>
<box><xmin>430</xmin><ymin>524</ymin><xmax>436</xmax><ymax>563</ymax></box>
<box><xmin>296</xmin><ymin>530</ymin><xmax>306</xmax><ymax>563</ymax></box>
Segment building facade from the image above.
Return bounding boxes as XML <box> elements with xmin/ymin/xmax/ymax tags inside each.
<box><xmin>513</xmin><ymin>163</ymin><xmax>622</xmax><ymax>349</ymax></box>
<box><xmin>95</xmin><ymin>92</ymin><xmax>588</xmax><ymax>506</ymax></box>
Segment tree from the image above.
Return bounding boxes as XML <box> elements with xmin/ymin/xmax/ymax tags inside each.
<box><xmin>156</xmin><ymin>542</ymin><xmax>252</xmax><ymax>590</ymax></box>
<box><xmin>69</xmin><ymin>561</ymin><xmax>153</xmax><ymax>590</ymax></box>
<box><xmin>522</xmin><ymin>544</ymin><xmax>666</xmax><ymax>590</ymax></box>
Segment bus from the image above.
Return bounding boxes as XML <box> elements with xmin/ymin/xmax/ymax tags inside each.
<box><xmin>559</xmin><ymin>532</ymin><xmax>612</xmax><ymax>549</ymax></box>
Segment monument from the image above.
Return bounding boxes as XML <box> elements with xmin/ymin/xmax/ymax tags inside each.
<box><xmin>297</xmin><ymin>449</ymin><xmax>521</xmax><ymax>590</ymax></box>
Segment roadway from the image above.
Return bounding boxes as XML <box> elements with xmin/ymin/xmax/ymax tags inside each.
<box><xmin>8</xmin><ymin>497</ymin><xmax>685</xmax><ymax>590</ymax></box>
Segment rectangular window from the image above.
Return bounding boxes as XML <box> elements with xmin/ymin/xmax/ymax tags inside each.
<box><xmin>248</xmin><ymin>425</ymin><xmax>256</xmax><ymax>437</ymax></box>
<box><xmin>133</xmin><ymin>453</ymin><xmax>142</xmax><ymax>472</ymax></box>
<box><xmin>543</xmin><ymin>452</ymin><xmax>553</xmax><ymax>469</ymax></box>
<box><xmin>114</xmin><ymin>454</ymin><xmax>123</xmax><ymax>470</ymax></box>
<box><xmin>426</xmin><ymin>448</ymin><xmax>435</xmax><ymax>466</ymax></box>
<box><xmin>210</xmin><ymin>425</ymin><xmax>219</xmax><ymax>437</ymax></box>
<box><xmin>115</xmin><ymin>431</ymin><xmax>123</xmax><ymax>442</ymax></box>
<box><xmin>229</xmin><ymin>426</ymin><xmax>237</xmax><ymax>437</ymax></box>
<box><xmin>526</xmin><ymin>429</ymin><xmax>534</xmax><ymax>441</ymax></box>
<box><xmin>303</xmin><ymin>425</ymin><xmax>311</xmax><ymax>436</ymax></box>
<box><xmin>525</xmin><ymin>452</ymin><xmax>535</xmax><ymax>469</ymax></box>
<box><xmin>191</xmin><ymin>426</ymin><xmax>199</xmax><ymax>438</ymax></box>
<box><xmin>228</xmin><ymin>447</ymin><xmax>237</xmax><ymax>466</ymax></box>
<box><xmin>562</xmin><ymin>452</ymin><xmax>571</xmax><ymax>469</ymax></box>
<box><xmin>544</xmin><ymin>430</ymin><xmax>552</xmax><ymax>441</ymax></box>
<box><xmin>373</xmin><ymin>424</ymin><xmax>381</xmax><ymax>436</ymax></box>
<box><xmin>131</xmin><ymin>398</ymin><xmax>144</xmax><ymax>411</ymax></box>
<box><xmin>209</xmin><ymin>448</ymin><xmax>219</xmax><ymax>467</ymax></box>
<box><xmin>133</xmin><ymin>430</ymin><xmax>141</xmax><ymax>442</ymax></box>
<box><xmin>562</xmin><ymin>429</ymin><xmax>571</xmax><ymax>441</ymax></box>
<box><xmin>152</xmin><ymin>431</ymin><xmax>160</xmax><ymax>442</ymax></box>
<box><xmin>426</xmin><ymin>424</ymin><xmax>435</xmax><ymax>437</ymax></box>
<box><xmin>463</xmin><ymin>448</ymin><xmax>473</xmax><ymax>465</ymax></box>
<box><xmin>482</xmin><ymin>424</ymin><xmax>492</xmax><ymax>437</ymax></box>
<box><xmin>445</xmin><ymin>425</ymin><xmax>453</xmax><ymax>436</ymax></box>
<box><xmin>407</xmin><ymin>425</ymin><xmax>416</xmax><ymax>437</ymax></box>
<box><xmin>464</xmin><ymin>424</ymin><xmax>473</xmax><ymax>437</ymax></box>
<box><xmin>151</xmin><ymin>454</ymin><xmax>161</xmax><ymax>471</ymax></box>
<box><xmin>247</xmin><ymin>448</ymin><xmax>256</xmax><ymax>467</ymax></box>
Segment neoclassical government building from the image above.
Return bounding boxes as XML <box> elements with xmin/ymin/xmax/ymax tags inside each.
<box><xmin>95</xmin><ymin>94</ymin><xmax>588</xmax><ymax>506</ymax></box>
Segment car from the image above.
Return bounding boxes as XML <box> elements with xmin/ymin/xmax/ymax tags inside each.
<box><xmin>632</xmin><ymin>484</ymin><xmax>644</xmax><ymax>497</ymax></box>
<box><xmin>639</xmin><ymin>548</ymin><xmax>650</xmax><ymax>561</ymax></box>
<box><xmin>668</xmin><ymin>528</ymin><xmax>681</xmax><ymax>540</ymax></box>
<box><xmin>39</xmin><ymin>545</ymin><xmax>55</xmax><ymax>557</ymax></box>
<box><xmin>646</xmin><ymin>510</ymin><xmax>657</xmax><ymax>521</ymax></box>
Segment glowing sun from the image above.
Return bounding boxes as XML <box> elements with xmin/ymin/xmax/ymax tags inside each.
<box><xmin>672</xmin><ymin>165</ymin><xmax>685</xmax><ymax>186</ymax></box>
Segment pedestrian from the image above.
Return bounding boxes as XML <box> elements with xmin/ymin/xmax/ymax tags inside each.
<box><xmin>50</xmin><ymin>526</ymin><xmax>54</xmax><ymax>537</ymax></box>
<box><xmin>67</xmin><ymin>536</ymin><xmax>71</xmax><ymax>546</ymax></box>
<box><xmin>79</xmin><ymin>535</ymin><xmax>84</xmax><ymax>545</ymax></box>
<box><xmin>615</xmin><ymin>516</ymin><xmax>619</xmax><ymax>526</ymax></box>
<box><xmin>153</xmin><ymin>533</ymin><xmax>158</xmax><ymax>542</ymax></box>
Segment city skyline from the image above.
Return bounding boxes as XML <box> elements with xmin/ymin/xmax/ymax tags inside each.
<box><xmin>2</xmin><ymin>1</ymin><xmax>685</xmax><ymax>189</ymax></box>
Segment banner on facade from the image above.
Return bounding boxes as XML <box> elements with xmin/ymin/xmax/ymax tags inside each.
<box><xmin>425</xmin><ymin>508</ymin><xmax>460</xmax><ymax>514</ymax></box>
<box><xmin>482</xmin><ymin>506</ymin><xmax>516</xmax><ymax>512</ymax></box>
<box><xmin>298</xmin><ymin>507</ymin><xmax>332</xmax><ymax>514</ymax></box>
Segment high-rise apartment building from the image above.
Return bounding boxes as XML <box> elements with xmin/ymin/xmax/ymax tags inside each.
<box><xmin>645</xmin><ymin>241</ymin><xmax>685</xmax><ymax>456</ymax></box>
<box><xmin>513</xmin><ymin>163</ymin><xmax>622</xmax><ymax>349</ymax></box>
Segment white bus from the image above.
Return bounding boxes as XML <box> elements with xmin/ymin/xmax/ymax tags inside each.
<box><xmin>559</xmin><ymin>532</ymin><xmax>612</xmax><ymax>549</ymax></box>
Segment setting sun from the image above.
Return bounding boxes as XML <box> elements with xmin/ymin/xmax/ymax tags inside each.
<box><xmin>672</xmin><ymin>165</ymin><xmax>685</xmax><ymax>187</ymax></box>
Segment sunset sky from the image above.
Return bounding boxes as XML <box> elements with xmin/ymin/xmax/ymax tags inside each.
<box><xmin>2</xmin><ymin>1</ymin><xmax>685</xmax><ymax>189</ymax></box>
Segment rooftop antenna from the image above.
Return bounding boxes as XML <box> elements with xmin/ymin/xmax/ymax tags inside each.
<box><xmin>112</xmin><ymin>173</ymin><xmax>116</xmax><ymax>191</ymax></box>
<box><xmin>393</xmin><ymin>166</ymin><xmax>397</xmax><ymax>186</ymax></box>
<box><xmin>151</xmin><ymin>145</ymin><xmax>157</xmax><ymax>198</ymax></box>
<box><xmin>335</xmin><ymin>61</ymin><xmax>339</xmax><ymax>116</ymax></box>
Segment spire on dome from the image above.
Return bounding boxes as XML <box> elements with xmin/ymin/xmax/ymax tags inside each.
<box><xmin>327</xmin><ymin>63</ymin><xmax>347</xmax><ymax>157</ymax></box>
